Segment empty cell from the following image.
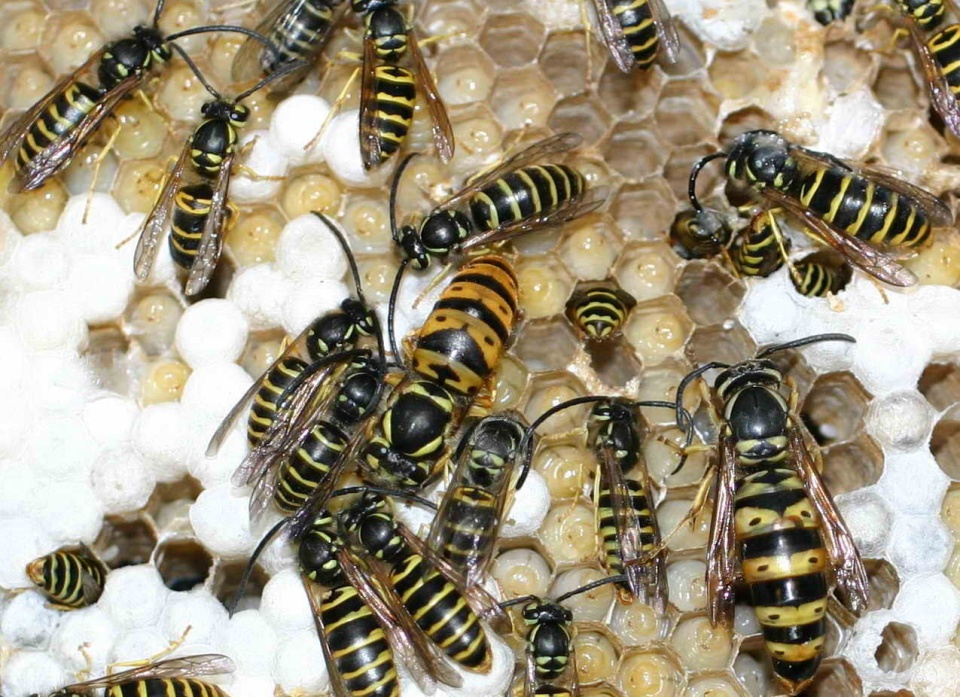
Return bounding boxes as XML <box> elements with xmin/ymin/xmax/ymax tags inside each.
<box><xmin>932</xmin><ymin>408</ymin><xmax>960</xmax><ymax>479</ymax></box>
<box><xmin>688</xmin><ymin>323</ymin><xmax>756</xmax><ymax>367</ymax></box>
<box><xmin>212</xmin><ymin>560</ymin><xmax>268</xmax><ymax>613</ymax></box>
<box><xmin>479</xmin><ymin>12</ymin><xmax>544</xmax><ymax>68</ymax></box>
<box><xmin>603</xmin><ymin>119</ymin><xmax>668</xmax><ymax>181</ymax></box>
<box><xmin>806</xmin><ymin>659</ymin><xmax>862</xmax><ymax>696</ymax></box>
<box><xmin>875</xmin><ymin>622</ymin><xmax>919</xmax><ymax>674</ymax></box>
<box><xmin>96</xmin><ymin>517</ymin><xmax>157</xmax><ymax>569</ymax></box>
<box><xmin>598</xmin><ymin>60</ymin><xmax>665</xmax><ymax>118</ymax></box>
<box><xmin>675</xmin><ymin>262</ymin><xmax>745</xmax><ymax>326</ymax></box>
<box><xmin>801</xmin><ymin>372</ymin><xmax>872</xmax><ymax>446</ymax></box>
<box><xmin>155</xmin><ymin>539</ymin><xmax>213</xmax><ymax>593</ymax></box>
<box><xmin>920</xmin><ymin>363</ymin><xmax>960</xmax><ymax>412</ymax></box>
<box><xmin>550</xmin><ymin>93</ymin><xmax>611</xmax><ymax>147</ymax></box>
<box><xmin>865</xmin><ymin>559</ymin><xmax>901</xmax><ymax>612</ymax></box>
<box><xmin>540</xmin><ymin>30</ymin><xmax>601</xmax><ymax>97</ymax></box>
<box><xmin>491</xmin><ymin>66</ymin><xmax>556</xmax><ymax>129</ymax></box>
<box><xmin>654</xmin><ymin>81</ymin><xmax>718</xmax><ymax>147</ymax></box>
<box><xmin>514</xmin><ymin>317</ymin><xmax>579</xmax><ymax>372</ymax></box>
<box><xmin>820</xmin><ymin>436</ymin><xmax>884</xmax><ymax>495</ymax></box>
<box><xmin>435</xmin><ymin>45</ymin><xmax>495</xmax><ymax>106</ymax></box>
<box><xmin>611</xmin><ymin>179</ymin><xmax>676</xmax><ymax>242</ymax></box>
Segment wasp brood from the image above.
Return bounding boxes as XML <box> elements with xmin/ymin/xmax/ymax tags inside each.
<box><xmin>26</xmin><ymin>545</ymin><xmax>106</xmax><ymax>610</ymax></box>
<box><xmin>674</xmin><ymin>334</ymin><xmax>869</xmax><ymax>695</ymax></box>
<box><xmin>565</xmin><ymin>281</ymin><xmax>637</xmax><ymax>342</ymax></box>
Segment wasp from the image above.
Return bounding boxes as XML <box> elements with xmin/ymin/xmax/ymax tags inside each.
<box><xmin>348</xmin><ymin>0</ymin><xmax>453</xmax><ymax>170</ymax></box>
<box><xmin>0</xmin><ymin>0</ymin><xmax>266</xmax><ymax>193</ymax></box>
<box><xmin>792</xmin><ymin>253</ymin><xmax>852</xmax><ymax>297</ymax></box>
<box><xmin>807</xmin><ymin>0</ymin><xmax>855</xmax><ymax>24</ymax></box>
<box><xmin>689</xmin><ymin>129</ymin><xmax>953</xmax><ymax>287</ymax></box>
<box><xmin>672</xmin><ymin>334</ymin><xmax>869</xmax><ymax>694</ymax></box>
<box><xmin>588</xmin><ymin>0</ymin><xmax>680</xmax><ymax>72</ymax></box>
<box><xmin>669</xmin><ymin>207</ymin><xmax>733</xmax><ymax>261</ymax></box>
<box><xmin>671</xmin><ymin>207</ymin><xmax>786</xmax><ymax>278</ymax></box>
<box><xmin>517</xmin><ymin>396</ymin><xmax>686</xmax><ymax>609</ymax></box>
<box><xmin>392</xmin><ymin>133</ymin><xmax>604</xmax><ymax>270</ymax></box>
<box><xmin>40</xmin><ymin>653</ymin><xmax>234</xmax><ymax>697</ymax></box>
<box><xmin>134</xmin><ymin>52</ymin><xmax>300</xmax><ymax>297</ymax></box>
<box><xmin>427</xmin><ymin>413</ymin><xmax>529</xmax><ymax>586</ymax></box>
<box><xmin>26</xmin><ymin>545</ymin><xmax>107</xmax><ymax>610</ymax></box>
<box><xmin>564</xmin><ymin>281</ymin><xmax>636</xmax><ymax>343</ymax></box>
<box><xmin>499</xmin><ymin>574</ymin><xmax>628</xmax><ymax>697</ymax></box>
<box><xmin>341</xmin><ymin>491</ymin><xmax>505</xmax><ymax>675</ymax></box>
<box><xmin>232</xmin><ymin>0</ymin><xmax>348</xmax><ymax>84</ymax></box>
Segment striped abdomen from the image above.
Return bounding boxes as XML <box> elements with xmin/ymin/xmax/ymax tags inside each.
<box><xmin>732</xmin><ymin>212</ymin><xmax>785</xmax><ymax>278</ymax></box>
<box><xmin>595</xmin><ymin>475</ymin><xmax>657</xmax><ymax>577</ymax></box>
<box><xmin>247</xmin><ymin>356</ymin><xmax>310</xmax><ymax>447</ymax></box>
<box><xmin>17</xmin><ymin>81</ymin><xmax>101</xmax><ymax>169</ymax></box>
<box><xmin>796</xmin><ymin>167</ymin><xmax>931</xmax><ymax>248</ymax></box>
<box><xmin>566</xmin><ymin>287</ymin><xmax>633</xmax><ymax>340</ymax></box>
<box><xmin>168</xmin><ymin>183</ymin><xmax>216</xmax><ymax>270</ymax></box>
<box><xmin>368</xmin><ymin>65</ymin><xmax>416</xmax><ymax>167</ymax></box>
<box><xmin>469</xmin><ymin>164</ymin><xmax>584</xmax><ymax>232</ymax></box>
<box><xmin>110</xmin><ymin>678</ymin><xmax>227</xmax><ymax>697</ymax></box>
<box><xmin>264</xmin><ymin>0</ymin><xmax>338</xmax><ymax>73</ymax></box>
<box><xmin>610</xmin><ymin>0</ymin><xmax>659</xmax><ymax>70</ymax></box>
<box><xmin>26</xmin><ymin>551</ymin><xmax>104</xmax><ymax>609</ymax></box>
<box><xmin>391</xmin><ymin>552</ymin><xmax>492</xmax><ymax>672</ymax></box>
<box><xmin>411</xmin><ymin>255</ymin><xmax>520</xmax><ymax>396</ymax></box>
<box><xmin>320</xmin><ymin>585</ymin><xmax>399</xmax><ymax>697</ymax></box>
<box><xmin>930</xmin><ymin>24</ymin><xmax>960</xmax><ymax>95</ymax></box>
<box><xmin>735</xmin><ymin>464</ymin><xmax>828</xmax><ymax>692</ymax></box>
<box><xmin>433</xmin><ymin>486</ymin><xmax>497</xmax><ymax>570</ymax></box>
<box><xmin>274</xmin><ymin>421</ymin><xmax>349</xmax><ymax>513</ymax></box>
<box><xmin>792</xmin><ymin>258</ymin><xmax>848</xmax><ymax>297</ymax></box>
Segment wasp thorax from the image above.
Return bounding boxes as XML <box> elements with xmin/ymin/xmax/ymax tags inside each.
<box><xmin>298</xmin><ymin>530</ymin><xmax>341</xmax><ymax>583</ymax></box>
<box><xmin>728</xmin><ymin>130</ymin><xmax>797</xmax><ymax>191</ymax></box>
<box><xmin>714</xmin><ymin>359</ymin><xmax>783</xmax><ymax>400</ymax></box>
<box><xmin>897</xmin><ymin>0</ymin><xmax>945</xmax><ymax>29</ymax></box>
<box><xmin>352</xmin><ymin>0</ymin><xmax>398</xmax><ymax>12</ymax></box>
<box><xmin>356</xmin><ymin>512</ymin><xmax>401</xmax><ymax>559</ymax></box>
<box><xmin>420</xmin><ymin>210</ymin><xmax>472</xmax><ymax>256</ymax></box>
<box><xmin>335</xmin><ymin>367</ymin><xmax>381</xmax><ymax>422</ymax></box>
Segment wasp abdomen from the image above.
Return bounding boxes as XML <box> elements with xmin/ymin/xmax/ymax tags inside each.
<box><xmin>470</xmin><ymin>164</ymin><xmax>584</xmax><ymax>231</ymax></box>
<box><xmin>611</xmin><ymin>0</ymin><xmax>658</xmax><ymax>69</ymax></box>
<box><xmin>247</xmin><ymin>356</ymin><xmax>310</xmax><ymax>447</ymax></box>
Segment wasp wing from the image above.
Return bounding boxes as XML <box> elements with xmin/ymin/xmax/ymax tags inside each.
<box><xmin>433</xmin><ymin>133</ymin><xmax>584</xmax><ymax>214</ymax></box>
<box><xmin>408</xmin><ymin>31</ymin><xmax>454</xmax><ymax>164</ymax></box>
<box><xmin>57</xmin><ymin>655</ymin><xmax>235</xmax><ymax>693</ymax></box>
<box><xmin>789</xmin><ymin>427</ymin><xmax>869</xmax><ymax>615</ymax></box>
<box><xmin>648</xmin><ymin>0</ymin><xmax>681</xmax><ymax>64</ymax></box>
<box><xmin>706</xmin><ymin>437</ymin><xmax>739</xmax><ymax>630</ymax></box>
<box><xmin>303</xmin><ymin>578</ymin><xmax>365</xmax><ymax>697</ymax></box>
<box><xmin>590</xmin><ymin>0</ymin><xmax>637</xmax><ymax>72</ymax></box>
<box><xmin>359</xmin><ymin>34</ymin><xmax>385</xmax><ymax>171</ymax></box>
<box><xmin>184</xmin><ymin>150</ymin><xmax>233</xmax><ymax>296</ymax></box>
<box><xmin>908</xmin><ymin>22</ymin><xmax>960</xmax><ymax>142</ymax></box>
<box><xmin>134</xmin><ymin>142</ymin><xmax>191</xmax><ymax>282</ymax></box>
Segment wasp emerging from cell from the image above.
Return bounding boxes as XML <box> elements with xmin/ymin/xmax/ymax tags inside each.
<box><xmin>40</xmin><ymin>651</ymin><xmax>234</xmax><ymax>697</ymax></box>
<box><xmin>0</xmin><ymin>0</ymin><xmax>270</xmax><ymax>194</ymax></box>
<box><xmin>26</xmin><ymin>544</ymin><xmax>107</xmax><ymax>611</ymax></box>
<box><xmin>517</xmin><ymin>396</ymin><xmax>691</xmax><ymax>609</ymax></box>
<box><xmin>565</xmin><ymin>281</ymin><xmax>636</xmax><ymax>343</ymax></box>
<box><xmin>232</xmin><ymin>0</ymin><xmax>348</xmax><ymax>85</ymax></box>
<box><xmin>134</xmin><ymin>49</ymin><xmax>301</xmax><ymax>297</ymax></box>
<box><xmin>588</xmin><ymin>0</ymin><xmax>680</xmax><ymax>72</ymax></box>
<box><xmin>671</xmin><ymin>334</ymin><xmax>869</xmax><ymax>695</ymax></box>
<box><xmin>689</xmin><ymin>129</ymin><xmax>953</xmax><ymax>287</ymax></box>
<box><xmin>391</xmin><ymin>132</ymin><xmax>604</xmax><ymax>271</ymax></box>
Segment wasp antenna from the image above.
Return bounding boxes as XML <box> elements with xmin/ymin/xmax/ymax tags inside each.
<box><xmin>755</xmin><ymin>333</ymin><xmax>856</xmax><ymax>359</ymax></box>
<box><xmin>327</xmin><ymin>486</ymin><xmax>438</xmax><ymax>511</ymax></box>
<box><xmin>688</xmin><ymin>151</ymin><xmax>728</xmax><ymax>212</ymax></box>
<box><xmin>387</xmin><ymin>258</ymin><xmax>410</xmax><ymax>369</ymax></box>
<box><xmin>235</xmin><ymin>58</ymin><xmax>309</xmax><ymax>102</ymax></box>
<box><xmin>167</xmin><ymin>43</ymin><xmax>221</xmax><ymax>99</ymax></box>
<box><xmin>311</xmin><ymin>212</ymin><xmax>368</xmax><ymax>306</ymax></box>
<box><xmin>166</xmin><ymin>24</ymin><xmax>280</xmax><ymax>46</ymax></box>
<box><xmin>555</xmin><ymin>574</ymin><xmax>629</xmax><ymax>603</ymax></box>
<box><xmin>153</xmin><ymin>0</ymin><xmax>167</xmax><ymax>26</ymax></box>
<box><xmin>389</xmin><ymin>153</ymin><xmax>419</xmax><ymax>241</ymax></box>
<box><xmin>498</xmin><ymin>594</ymin><xmax>537</xmax><ymax>610</ymax></box>
<box><xmin>229</xmin><ymin>517</ymin><xmax>288</xmax><ymax>617</ymax></box>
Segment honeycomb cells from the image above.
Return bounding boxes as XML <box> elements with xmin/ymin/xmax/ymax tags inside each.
<box><xmin>3</xmin><ymin>0</ymin><xmax>960</xmax><ymax>696</ymax></box>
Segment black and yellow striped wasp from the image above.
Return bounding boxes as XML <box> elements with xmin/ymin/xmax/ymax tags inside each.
<box><xmin>689</xmin><ymin>129</ymin><xmax>953</xmax><ymax>287</ymax></box>
<box><xmin>808</xmin><ymin>0</ymin><xmax>855</xmax><ymax>24</ymax></box>
<box><xmin>391</xmin><ymin>132</ymin><xmax>604</xmax><ymax>270</ymax></box>
<box><xmin>232</xmin><ymin>0</ymin><xmax>348</xmax><ymax>84</ymax></box>
<box><xmin>564</xmin><ymin>281</ymin><xmax>636</xmax><ymax>342</ymax></box>
<box><xmin>516</xmin><ymin>396</ymin><xmax>689</xmax><ymax>609</ymax></box>
<box><xmin>588</xmin><ymin>0</ymin><xmax>680</xmax><ymax>72</ymax></box>
<box><xmin>0</xmin><ymin>0</ymin><xmax>265</xmax><ymax>193</ymax></box>
<box><xmin>26</xmin><ymin>545</ymin><xmax>107</xmax><ymax>610</ymax></box>
<box><xmin>427</xmin><ymin>413</ymin><xmax>530</xmax><ymax>586</ymax></box>
<box><xmin>40</xmin><ymin>653</ymin><xmax>234</xmax><ymax>697</ymax></box>
<box><xmin>670</xmin><ymin>334</ymin><xmax>869</xmax><ymax>695</ymax></box>
<box><xmin>206</xmin><ymin>214</ymin><xmax>385</xmax><ymax>522</ymax></box>
<box><xmin>134</xmin><ymin>49</ymin><xmax>300</xmax><ymax>297</ymax></box>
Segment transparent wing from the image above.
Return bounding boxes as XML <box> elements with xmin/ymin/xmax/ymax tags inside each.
<box><xmin>433</xmin><ymin>132</ymin><xmax>584</xmax><ymax>214</ymax></box>
<box><xmin>522</xmin><ymin>641</ymin><xmax>537</xmax><ymax>697</ymax></box>
<box><xmin>706</xmin><ymin>437</ymin><xmax>739</xmax><ymax>630</ymax></box>
<box><xmin>358</xmin><ymin>35</ymin><xmax>384</xmax><ymax>171</ymax></box>
<box><xmin>789</xmin><ymin>427</ymin><xmax>869</xmax><ymax>615</ymax></box>
<box><xmin>303</xmin><ymin>579</ymin><xmax>361</xmax><ymax>697</ymax></box>
<box><xmin>760</xmin><ymin>186</ymin><xmax>918</xmax><ymax>287</ymax></box>
<box><xmin>134</xmin><ymin>142</ymin><xmax>191</xmax><ymax>282</ymax></box>
<box><xmin>232</xmin><ymin>0</ymin><xmax>328</xmax><ymax>84</ymax></box>
<box><xmin>184</xmin><ymin>152</ymin><xmax>233</xmax><ymax>296</ymax></box>
<box><xmin>648</xmin><ymin>0</ymin><xmax>681</xmax><ymax>64</ymax></box>
<box><xmin>909</xmin><ymin>22</ymin><xmax>960</xmax><ymax>141</ymax></box>
<box><xmin>59</xmin><ymin>655</ymin><xmax>235</xmax><ymax>693</ymax></box>
<box><xmin>408</xmin><ymin>32</ymin><xmax>454</xmax><ymax>164</ymax></box>
<box><xmin>590</xmin><ymin>0</ymin><xmax>637</xmax><ymax>73</ymax></box>
<box><xmin>13</xmin><ymin>73</ymin><xmax>140</xmax><ymax>193</ymax></box>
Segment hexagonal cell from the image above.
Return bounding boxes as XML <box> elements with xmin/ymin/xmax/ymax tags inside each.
<box><xmin>447</xmin><ymin>103</ymin><xmax>505</xmax><ymax>175</ymax></box>
<box><xmin>489</xmin><ymin>66</ymin><xmax>556</xmax><ymax>130</ymax></box>
<box><xmin>675</xmin><ymin>261</ymin><xmax>744</xmax><ymax>325</ymax></box>
<box><xmin>807</xmin><ymin>659</ymin><xmax>862</xmax><ymax>696</ymax></box>
<box><xmin>96</xmin><ymin>516</ymin><xmax>158</xmax><ymax>569</ymax></box>
<box><xmin>574</xmin><ymin>629</ymin><xmax>620</xmax><ymax>683</ymax></box>
<box><xmin>61</xmin><ymin>140</ymin><xmax>119</xmax><ymax>196</ymax></box>
<box><xmin>685</xmin><ymin>675</ymin><xmax>750</xmax><ymax>697</ymax></box>
<box><xmin>226</xmin><ymin>205</ymin><xmax>285</xmax><ymax>268</ymax></box>
<box><xmin>617</xmin><ymin>648</ymin><xmax>684</xmax><ymax>697</ymax></box>
<box><xmin>113</xmin><ymin>159</ymin><xmax>167</xmax><ymax>214</ymax></box>
<box><xmin>39</xmin><ymin>11</ymin><xmax>103</xmax><ymax>75</ymax></box>
<box><xmin>494</xmin><ymin>354</ymin><xmax>529</xmax><ymax>411</ymax></box>
<box><xmin>0</xmin><ymin>54</ymin><xmax>53</xmax><ymax>112</ymax></box>
<box><xmin>532</xmin><ymin>442</ymin><xmax>592</xmax><ymax>500</ymax></box>
<box><xmin>670</xmin><ymin>616</ymin><xmax>734</xmax><ymax>671</ymax></box>
<box><xmin>865</xmin><ymin>559</ymin><xmax>900</xmax><ymax>612</ymax></box>
<box><xmin>709</xmin><ymin>50</ymin><xmax>763</xmax><ymax>101</ymax></box>
<box><xmin>490</xmin><ymin>546</ymin><xmax>553</xmax><ymax>600</ymax></box>
<box><xmin>874</xmin><ymin>65</ymin><xmax>920</xmax><ymax>111</ymax></box>
<box><xmin>539</xmin><ymin>30</ymin><xmax>603</xmax><ymax>97</ymax></box>
<box><xmin>213</xmin><ymin>560</ymin><xmax>268</xmax><ymax>613</ymax></box>
<box><xmin>558</xmin><ymin>214</ymin><xmax>621</xmax><ymax>281</ymax></box>
<box><xmin>522</xmin><ymin>371</ymin><xmax>589</xmax><ymax>437</ymax></box>
<box><xmin>637</xmin><ymin>361</ymin><xmax>699</xmax><ymax>426</ymax></box>
<box><xmin>875</xmin><ymin>622</ymin><xmax>919</xmax><ymax>674</ymax></box>
<box><xmin>823</xmin><ymin>39</ymin><xmax>875</xmax><ymax>94</ymax></box>
<box><xmin>752</xmin><ymin>16</ymin><xmax>796</xmax><ymax>67</ymax></box>
<box><xmin>127</xmin><ymin>290</ymin><xmax>184</xmax><ymax>357</ymax></box>
<box><xmin>919</xmin><ymin>362</ymin><xmax>960</xmax><ymax>411</ymax></box>
<box><xmin>614</xmin><ymin>241</ymin><xmax>679</xmax><ymax>303</ymax></box>
<box><xmin>719</xmin><ymin>106</ymin><xmax>776</xmax><ymax>145</ymax></box>
<box><xmin>155</xmin><ymin>539</ymin><xmax>213</xmax><ymax>592</ymax></box>
<box><xmin>514</xmin><ymin>317</ymin><xmax>579</xmax><ymax>373</ymax></box>
<box><xmin>590</xmin><ymin>339</ymin><xmax>644</xmax><ymax>390</ymax></box>
<box><xmin>688</xmin><ymin>322</ymin><xmax>755</xmax><ymax>366</ymax></box>
<box><xmin>342</xmin><ymin>195</ymin><xmax>392</xmax><ymax>254</ymax></box>
<box><xmin>517</xmin><ymin>254</ymin><xmax>574</xmax><ymax>319</ymax></box>
<box><xmin>661</xmin><ymin>24</ymin><xmax>707</xmax><ymax>78</ymax></box>
<box><xmin>930</xmin><ymin>406</ymin><xmax>960</xmax><ymax>479</ymax></box>
<box><xmin>664</xmin><ymin>144</ymin><xmax>716</xmax><ymax>202</ymax></box>
<box><xmin>552</xmin><ymin>568</ymin><xmax>616</xmax><ymax>621</ymax></box>
<box><xmin>597</xmin><ymin>59</ymin><xmax>665</xmax><ymax>118</ymax></box>
<box><xmin>654</xmin><ymin>80</ymin><xmax>718</xmax><ymax>147</ymax></box>
<box><xmin>537</xmin><ymin>500</ymin><xmax>598</xmax><ymax>564</ymax></box>
<box><xmin>435</xmin><ymin>44</ymin><xmax>496</xmax><ymax>106</ymax></box>
<box><xmin>549</xmin><ymin>93</ymin><xmax>612</xmax><ymax>147</ymax></box>
<box><xmin>141</xmin><ymin>359</ymin><xmax>191</xmax><ymax>405</ymax></box>
<box><xmin>623</xmin><ymin>295</ymin><xmax>694</xmax><ymax>367</ymax></box>
<box><xmin>85</xmin><ymin>326</ymin><xmax>134</xmax><ymax>395</ymax></box>
<box><xmin>602</xmin><ymin>118</ymin><xmax>668</xmax><ymax>181</ymax></box>
<box><xmin>0</xmin><ymin>3</ymin><xmax>46</xmax><ymax>52</ymax></box>
<box><xmin>820</xmin><ymin>436</ymin><xmax>884</xmax><ymax>495</ymax></box>
<box><xmin>479</xmin><ymin>12</ymin><xmax>545</xmax><ymax>68</ymax></box>
<box><xmin>611</xmin><ymin>179</ymin><xmax>677</xmax><ymax>242</ymax></box>
<box><xmin>800</xmin><ymin>372</ymin><xmax>872</xmax><ymax>446</ymax></box>
<box><xmin>419</xmin><ymin>0</ymin><xmax>485</xmax><ymax>38</ymax></box>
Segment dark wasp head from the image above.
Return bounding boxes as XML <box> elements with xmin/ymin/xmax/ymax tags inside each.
<box><xmin>669</xmin><ymin>208</ymin><xmax>732</xmax><ymax>260</ymax></box>
<box><xmin>201</xmin><ymin>99</ymin><xmax>250</xmax><ymax>127</ymax></box>
<box><xmin>522</xmin><ymin>601</ymin><xmax>572</xmax><ymax>626</ymax></box>
<box><xmin>713</xmin><ymin>358</ymin><xmax>783</xmax><ymax>403</ymax></box>
<box><xmin>395</xmin><ymin>224</ymin><xmax>431</xmax><ymax>270</ymax></box>
<box><xmin>726</xmin><ymin>130</ymin><xmax>797</xmax><ymax>192</ymax></box>
<box><xmin>298</xmin><ymin>514</ymin><xmax>343</xmax><ymax>586</ymax></box>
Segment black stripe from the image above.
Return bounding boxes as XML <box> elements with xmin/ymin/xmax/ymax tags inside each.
<box><xmin>762</xmin><ymin>618</ymin><xmax>825</xmax><ymax>644</ymax></box>
<box><xmin>451</xmin><ymin>271</ymin><xmax>518</xmax><ymax>311</ymax></box>
<box><xmin>735</xmin><ymin>487</ymin><xmax>809</xmax><ymax>515</ymax></box>
<box><xmin>741</xmin><ymin>527</ymin><xmax>824</xmax><ymax>560</ymax></box>
<box><xmin>748</xmin><ymin>572</ymin><xmax>827</xmax><ymax>607</ymax></box>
